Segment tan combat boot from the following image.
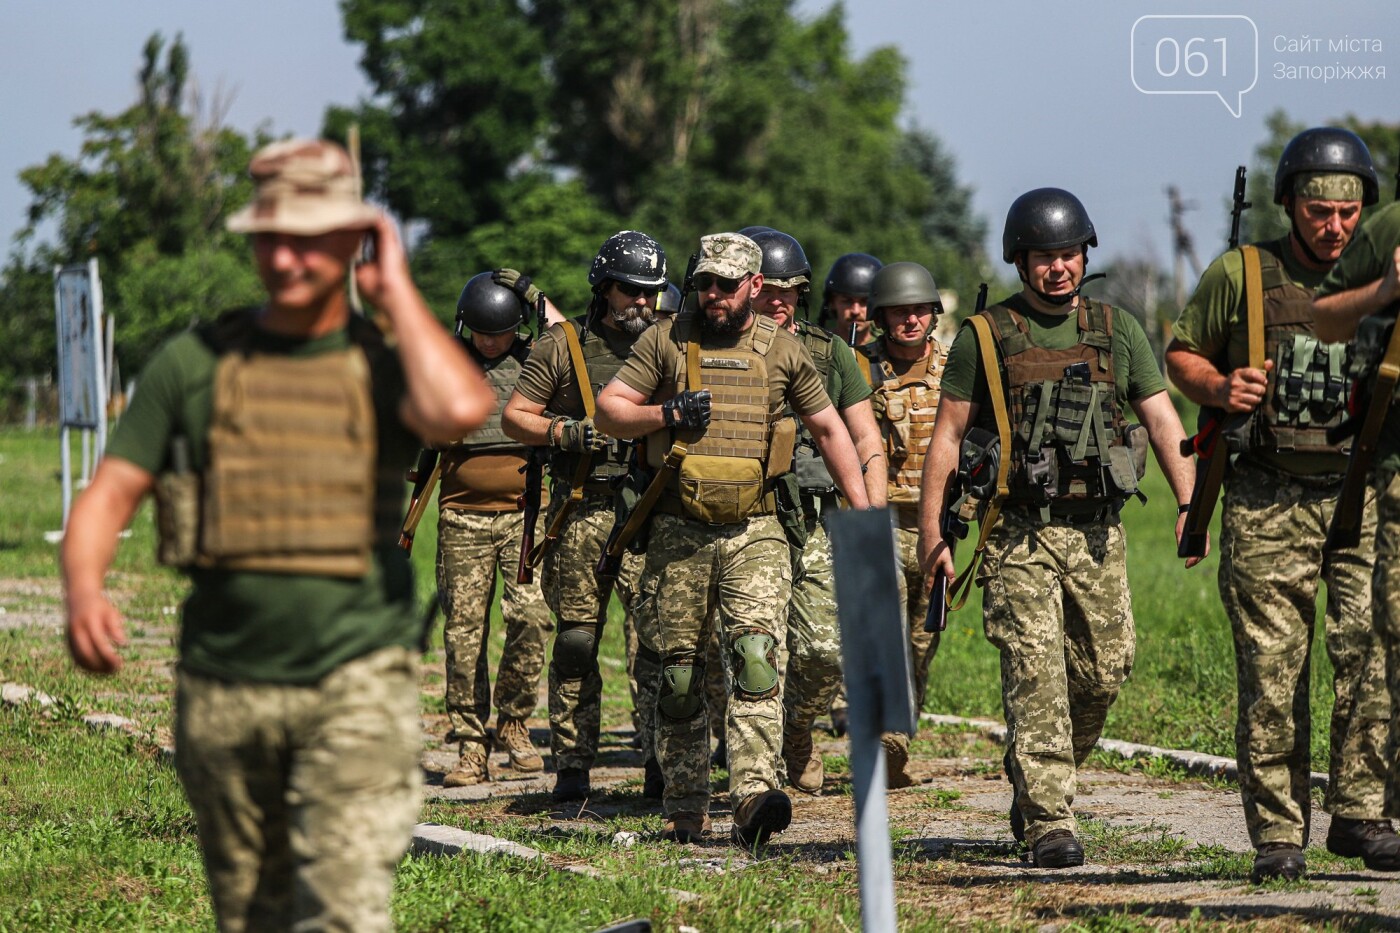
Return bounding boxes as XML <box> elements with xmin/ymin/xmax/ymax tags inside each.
<box><xmin>443</xmin><ymin>742</ymin><xmax>490</xmax><ymax>788</ymax></box>
<box><xmin>496</xmin><ymin>717</ymin><xmax>544</xmax><ymax>773</ymax></box>
<box><xmin>782</xmin><ymin>723</ymin><xmax>824</xmax><ymax>795</ymax></box>
<box><xmin>881</xmin><ymin>732</ymin><xmax>914</xmax><ymax>789</ymax></box>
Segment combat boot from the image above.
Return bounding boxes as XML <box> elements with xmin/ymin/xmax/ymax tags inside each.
<box><xmin>881</xmin><ymin>732</ymin><xmax>914</xmax><ymax>789</ymax></box>
<box><xmin>1250</xmin><ymin>842</ymin><xmax>1305</xmax><ymax>883</ymax></box>
<box><xmin>1327</xmin><ymin>817</ymin><xmax>1400</xmax><ymax>871</ymax></box>
<box><xmin>730</xmin><ymin>789</ymin><xmax>792</xmax><ymax>848</ymax></box>
<box><xmin>642</xmin><ymin>757</ymin><xmax>665</xmax><ymax>799</ymax></box>
<box><xmin>496</xmin><ymin>717</ymin><xmax>544</xmax><ymax>773</ymax></box>
<box><xmin>783</xmin><ymin>723</ymin><xmax>823</xmax><ymax>795</ymax></box>
<box><xmin>443</xmin><ymin>742</ymin><xmax>490</xmax><ymax>788</ymax></box>
<box><xmin>1030</xmin><ymin>830</ymin><xmax>1084</xmax><ymax>869</ymax></box>
<box><xmin>829</xmin><ymin>707</ymin><xmax>848</xmax><ymax>737</ymax></box>
<box><xmin>552</xmin><ymin>767</ymin><xmax>591</xmax><ymax>802</ymax></box>
<box><xmin>1009</xmin><ymin>799</ymin><xmax>1025</xmax><ymax>843</ymax></box>
<box><xmin>661</xmin><ymin>811</ymin><xmax>711</xmax><ymax>843</ymax></box>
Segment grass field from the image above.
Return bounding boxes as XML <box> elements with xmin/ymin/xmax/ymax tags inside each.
<box><xmin>0</xmin><ymin>424</ymin><xmax>1352</xmax><ymax>930</ymax></box>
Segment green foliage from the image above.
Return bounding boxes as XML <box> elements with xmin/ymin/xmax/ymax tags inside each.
<box><xmin>335</xmin><ymin>0</ymin><xmax>990</xmax><ymax>303</ymax></box>
<box><xmin>0</xmin><ymin>33</ymin><xmax>265</xmax><ymax>407</ymax></box>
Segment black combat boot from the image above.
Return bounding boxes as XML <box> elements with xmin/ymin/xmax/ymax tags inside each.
<box><xmin>1031</xmin><ymin>830</ymin><xmax>1084</xmax><ymax>868</ymax></box>
<box><xmin>552</xmin><ymin>767</ymin><xmax>591</xmax><ymax>802</ymax></box>
<box><xmin>1250</xmin><ymin>842</ymin><xmax>1305</xmax><ymax>883</ymax></box>
<box><xmin>1327</xmin><ymin>817</ymin><xmax>1400</xmax><ymax>871</ymax></box>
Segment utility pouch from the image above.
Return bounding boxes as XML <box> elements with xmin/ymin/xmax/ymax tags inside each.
<box><xmin>614</xmin><ymin>467</ymin><xmax>656</xmax><ymax>555</ymax></box>
<box><xmin>155</xmin><ymin>471</ymin><xmax>200</xmax><ymax>568</ymax></box>
<box><xmin>1022</xmin><ymin>450</ymin><xmax>1059</xmax><ymax>502</ymax></box>
<box><xmin>773</xmin><ymin>471</ymin><xmax>809</xmax><ymax>555</ymax></box>
<box><xmin>883</xmin><ymin>393</ymin><xmax>909</xmax><ymax>457</ymax></box>
<box><xmin>678</xmin><ymin>455</ymin><xmax>765</xmax><ymax>523</ymax></box>
<box><xmin>1105</xmin><ymin>423</ymin><xmax>1150</xmax><ymax>498</ymax></box>
<box><xmin>960</xmin><ymin>427</ymin><xmax>1002</xmax><ymax>500</ymax></box>
<box><xmin>766</xmin><ymin>417</ymin><xmax>797</xmax><ymax>480</ymax></box>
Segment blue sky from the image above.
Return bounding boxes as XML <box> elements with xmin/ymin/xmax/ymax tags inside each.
<box><xmin>2</xmin><ymin>0</ymin><xmax>1395</xmax><ymax>276</ymax></box>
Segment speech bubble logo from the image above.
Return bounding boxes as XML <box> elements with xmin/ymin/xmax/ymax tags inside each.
<box><xmin>1131</xmin><ymin>15</ymin><xmax>1258</xmax><ymax>118</ymax></box>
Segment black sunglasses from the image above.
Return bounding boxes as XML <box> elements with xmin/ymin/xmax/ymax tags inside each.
<box><xmin>693</xmin><ymin>272</ymin><xmax>751</xmax><ymax>293</ymax></box>
<box><xmin>612</xmin><ymin>280</ymin><xmax>662</xmax><ymax>298</ymax></box>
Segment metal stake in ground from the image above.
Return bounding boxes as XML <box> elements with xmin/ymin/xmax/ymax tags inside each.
<box><xmin>828</xmin><ymin>507</ymin><xmax>917</xmax><ymax>933</ymax></box>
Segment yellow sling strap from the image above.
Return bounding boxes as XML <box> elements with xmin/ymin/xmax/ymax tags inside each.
<box><xmin>1241</xmin><ymin>245</ymin><xmax>1267</xmax><ymax>371</ymax></box>
<box><xmin>605</xmin><ymin>327</ymin><xmax>703</xmax><ymax>559</ymax></box>
<box><xmin>948</xmin><ymin>315</ymin><xmax>1012</xmax><ymax>611</ymax></box>
<box><xmin>527</xmin><ymin>322</ymin><xmax>599</xmax><ymax>568</ymax></box>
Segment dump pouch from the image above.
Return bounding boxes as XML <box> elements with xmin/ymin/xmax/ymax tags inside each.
<box><xmin>1105</xmin><ymin>423</ymin><xmax>1149</xmax><ymax>499</ymax></box>
<box><xmin>678</xmin><ymin>455</ymin><xmax>766</xmax><ymax>524</ymax></box>
<box><xmin>767</xmin><ymin>417</ymin><xmax>797</xmax><ymax>480</ymax></box>
<box><xmin>613</xmin><ymin>466</ymin><xmax>656</xmax><ymax>555</ymax></box>
<box><xmin>773</xmin><ymin>471</ymin><xmax>808</xmax><ymax>555</ymax></box>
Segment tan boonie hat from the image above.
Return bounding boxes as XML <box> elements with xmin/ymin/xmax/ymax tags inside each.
<box><xmin>695</xmin><ymin>233</ymin><xmax>762</xmax><ymax>279</ymax></box>
<box><xmin>226</xmin><ymin>139</ymin><xmax>380</xmax><ymax>235</ymax></box>
<box><xmin>1293</xmin><ymin>171</ymin><xmax>1365</xmax><ymax>202</ymax></box>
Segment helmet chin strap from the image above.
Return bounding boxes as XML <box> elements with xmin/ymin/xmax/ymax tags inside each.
<box><xmin>1017</xmin><ymin>252</ymin><xmax>1105</xmax><ymax>307</ymax></box>
<box><xmin>1289</xmin><ymin>218</ymin><xmax>1328</xmax><ymax>266</ymax></box>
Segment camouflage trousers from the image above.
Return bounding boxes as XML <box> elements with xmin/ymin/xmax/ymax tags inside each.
<box><xmin>782</xmin><ymin>503</ymin><xmax>843</xmax><ymax>737</ymax></box>
<box><xmin>1373</xmin><ymin>468</ymin><xmax>1400</xmax><ymax>805</ymax></box>
<box><xmin>643</xmin><ymin>512</ymin><xmax>793</xmax><ymax>817</ymax></box>
<box><xmin>978</xmin><ymin>510</ymin><xmax>1134</xmax><ymax>848</ymax></box>
<box><xmin>174</xmin><ymin>647</ymin><xmax>422</xmax><ymax>933</ymax></box>
<box><xmin>1220</xmin><ymin>461</ymin><xmax>1389</xmax><ymax>848</ymax></box>
<box><xmin>541</xmin><ymin>491</ymin><xmax>643</xmax><ymax>771</ymax></box>
<box><xmin>436</xmin><ymin>507</ymin><xmax>552</xmax><ymax>749</ymax></box>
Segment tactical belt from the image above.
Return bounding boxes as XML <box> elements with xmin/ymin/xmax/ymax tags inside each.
<box><xmin>948</xmin><ymin>315</ymin><xmax>1012</xmax><ymax>611</ymax></box>
<box><xmin>1179</xmin><ymin>245</ymin><xmax>1267</xmax><ymax>557</ymax></box>
<box><xmin>527</xmin><ymin>321</ymin><xmax>598</xmax><ymax>568</ymax></box>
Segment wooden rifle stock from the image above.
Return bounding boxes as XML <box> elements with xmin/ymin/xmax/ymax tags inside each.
<box><xmin>398</xmin><ymin>448</ymin><xmax>441</xmax><ymax>555</ymax></box>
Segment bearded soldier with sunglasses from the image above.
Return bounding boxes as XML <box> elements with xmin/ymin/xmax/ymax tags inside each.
<box><xmin>503</xmin><ymin>230</ymin><xmax>668</xmax><ymax>801</ymax></box>
<box><xmin>597</xmin><ymin>232</ymin><xmax>869</xmax><ymax>846</ymax></box>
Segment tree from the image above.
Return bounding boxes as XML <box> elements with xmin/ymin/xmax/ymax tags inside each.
<box><xmin>0</xmin><ymin>33</ymin><xmax>266</xmax><ymax>405</ymax></box>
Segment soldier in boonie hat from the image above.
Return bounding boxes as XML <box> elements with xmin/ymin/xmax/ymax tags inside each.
<box><xmin>226</xmin><ymin>138</ymin><xmax>381</xmax><ymax>236</ymax></box>
<box><xmin>695</xmin><ymin>232</ymin><xmax>763</xmax><ymax>279</ymax></box>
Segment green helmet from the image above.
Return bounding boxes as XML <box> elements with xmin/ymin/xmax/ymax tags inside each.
<box><xmin>869</xmin><ymin>262</ymin><xmax>942</xmax><ymax>319</ymax></box>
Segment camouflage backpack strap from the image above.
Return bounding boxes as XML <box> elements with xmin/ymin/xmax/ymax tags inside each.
<box><xmin>948</xmin><ymin>314</ymin><xmax>1012</xmax><ymax>612</ymax></box>
<box><xmin>528</xmin><ymin>320</ymin><xmax>596</xmax><ymax>568</ymax></box>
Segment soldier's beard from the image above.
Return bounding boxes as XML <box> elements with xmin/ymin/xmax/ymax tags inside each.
<box><xmin>701</xmin><ymin>300</ymin><xmax>753</xmax><ymax>337</ymax></box>
<box><xmin>610</xmin><ymin>304</ymin><xmax>656</xmax><ymax>336</ymax></box>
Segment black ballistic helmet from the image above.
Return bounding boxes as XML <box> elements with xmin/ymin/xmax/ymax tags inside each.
<box><xmin>1001</xmin><ymin>188</ymin><xmax>1097</xmax><ymax>263</ymax></box>
<box><xmin>457</xmin><ymin>271</ymin><xmax>526</xmax><ymax>335</ymax></box>
<box><xmin>1273</xmin><ymin>127</ymin><xmax>1379</xmax><ymax>205</ymax></box>
<box><xmin>823</xmin><ymin>252</ymin><xmax>883</xmax><ymax>300</ymax></box>
<box><xmin>737</xmin><ymin>225</ymin><xmax>777</xmax><ymax>238</ymax></box>
<box><xmin>750</xmin><ymin>230</ymin><xmax>812</xmax><ymax>287</ymax></box>
<box><xmin>656</xmin><ymin>282</ymin><xmax>683</xmax><ymax>315</ymax></box>
<box><xmin>587</xmin><ymin>230</ymin><xmax>668</xmax><ymax>291</ymax></box>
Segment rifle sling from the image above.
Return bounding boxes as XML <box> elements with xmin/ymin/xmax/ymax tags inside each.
<box><xmin>1329</xmin><ymin>308</ymin><xmax>1400</xmax><ymax>546</ymax></box>
<box><xmin>527</xmin><ymin>322</ymin><xmax>598</xmax><ymax>567</ymax></box>
<box><xmin>1243</xmin><ymin>245</ymin><xmax>1266</xmax><ymax>371</ymax></box>
<box><xmin>606</xmin><ymin>327</ymin><xmax>704</xmax><ymax>559</ymax></box>
<box><xmin>948</xmin><ymin>315</ymin><xmax>1012</xmax><ymax>611</ymax></box>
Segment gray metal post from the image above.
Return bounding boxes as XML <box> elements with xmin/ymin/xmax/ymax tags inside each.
<box><xmin>828</xmin><ymin>508</ymin><xmax>918</xmax><ymax>933</ymax></box>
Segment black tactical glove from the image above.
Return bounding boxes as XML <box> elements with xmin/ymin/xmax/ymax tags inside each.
<box><xmin>661</xmin><ymin>389</ymin><xmax>712</xmax><ymax>430</ymax></box>
<box><xmin>555</xmin><ymin>417</ymin><xmax>608</xmax><ymax>452</ymax></box>
<box><xmin>493</xmin><ymin>268</ymin><xmax>543</xmax><ymax>306</ymax></box>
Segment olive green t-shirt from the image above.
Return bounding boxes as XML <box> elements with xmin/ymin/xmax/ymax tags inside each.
<box><xmin>515</xmin><ymin>316</ymin><xmax>641</xmax><ymax>416</ymax></box>
<box><xmin>106</xmin><ymin>319</ymin><xmax>420</xmax><ymax>685</ymax></box>
<box><xmin>940</xmin><ymin>294</ymin><xmax>1166</xmax><ymax>413</ymax></box>
<box><xmin>1173</xmin><ymin>238</ymin><xmax>1328</xmax><ymax>357</ymax></box>
<box><xmin>616</xmin><ymin>313</ymin><xmax>832</xmax><ymax>416</ymax></box>
<box><xmin>797</xmin><ymin>322</ymin><xmax>873</xmax><ymax>409</ymax></box>
<box><xmin>1317</xmin><ymin>202</ymin><xmax>1400</xmax><ymax>472</ymax></box>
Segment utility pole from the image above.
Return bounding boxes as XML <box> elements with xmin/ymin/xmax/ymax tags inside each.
<box><xmin>1166</xmin><ymin>185</ymin><xmax>1202</xmax><ymax>311</ymax></box>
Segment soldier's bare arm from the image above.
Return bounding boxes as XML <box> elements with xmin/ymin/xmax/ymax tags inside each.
<box><xmin>355</xmin><ymin>214</ymin><xmax>492</xmax><ymax>444</ymax></box>
<box><xmin>595</xmin><ymin>380</ymin><xmax>667</xmax><ymax>439</ymax></box>
<box><xmin>1164</xmin><ymin>338</ymin><xmax>1271</xmax><ymax>413</ymax></box>
<box><xmin>502</xmin><ymin>392</ymin><xmax>556</xmax><ymax>446</ymax></box>
<box><xmin>803</xmin><ymin>405</ymin><xmax>869</xmax><ymax>510</ymax></box>
<box><xmin>837</xmin><ymin>398</ymin><xmax>886</xmax><ymax>509</ymax></box>
<box><xmin>916</xmin><ymin>397</ymin><xmax>976</xmax><ymax>592</ymax></box>
<box><xmin>1130</xmin><ymin>389</ymin><xmax>1209</xmax><ymax>566</ymax></box>
<box><xmin>1314</xmin><ymin>244</ymin><xmax>1400</xmax><ymax>342</ymax></box>
<box><xmin>61</xmin><ymin>457</ymin><xmax>156</xmax><ymax>674</ymax></box>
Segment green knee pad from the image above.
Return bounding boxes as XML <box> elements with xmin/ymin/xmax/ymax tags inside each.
<box><xmin>658</xmin><ymin>662</ymin><xmax>703</xmax><ymax>720</ymax></box>
<box><xmin>731</xmin><ymin>631</ymin><xmax>779</xmax><ymax>701</ymax></box>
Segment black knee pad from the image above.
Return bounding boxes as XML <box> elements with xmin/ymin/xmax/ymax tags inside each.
<box><xmin>553</xmin><ymin>622</ymin><xmax>598</xmax><ymax>680</ymax></box>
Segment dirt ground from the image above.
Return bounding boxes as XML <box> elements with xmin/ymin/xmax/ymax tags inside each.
<box><xmin>8</xmin><ymin>594</ymin><xmax>1400</xmax><ymax>929</ymax></box>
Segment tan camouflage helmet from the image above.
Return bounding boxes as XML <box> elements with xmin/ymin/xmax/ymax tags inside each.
<box><xmin>694</xmin><ymin>233</ymin><xmax>763</xmax><ymax>280</ymax></box>
<box><xmin>226</xmin><ymin>139</ymin><xmax>381</xmax><ymax>236</ymax></box>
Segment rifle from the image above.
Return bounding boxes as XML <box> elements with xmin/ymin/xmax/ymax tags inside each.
<box><xmin>516</xmin><ymin>293</ymin><xmax>550</xmax><ymax>584</ymax></box>
<box><xmin>1228</xmin><ymin>165</ymin><xmax>1250</xmax><ymax>250</ymax></box>
<box><xmin>1326</xmin><ymin>310</ymin><xmax>1400</xmax><ymax>549</ymax></box>
<box><xmin>925</xmin><ymin>283</ymin><xmax>988</xmax><ymax>633</ymax></box>
<box><xmin>596</xmin><ymin>252</ymin><xmax>701</xmax><ymax>589</ymax></box>
<box><xmin>1178</xmin><ymin>167</ymin><xmax>1254</xmax><ymax>559</ymax></box>
<box><xmin>399</xmin><ymin>446</ymin><xmax>441</xmax><ymax>554</ymax></box>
